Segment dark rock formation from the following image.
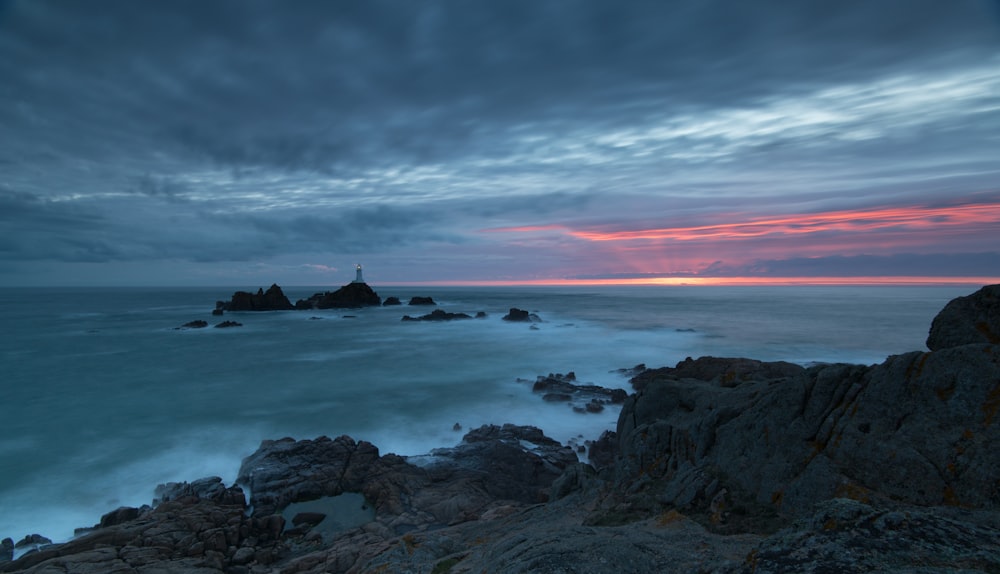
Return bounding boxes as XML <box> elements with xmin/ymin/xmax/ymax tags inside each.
<box><xmin>223</xmin><ymin>284</ymin><xmax>295</xmax><ymax>311</ymax></box>
<box><xmin>214</xmin><ymin>320</ymin><xmax>242</xmax><ymax>328</ymax></box>
<box><xmin>401</xmin><ymin>309</ymin><xmax>472</xmax><ymax>322</ymax></box>
<box><xmin>382</xmin><ymin>296</ymin><xmax>401</xmax><ymax>306</ymax></box>
<box><xmin>0</xmin><ymin>538</ymin><xmax>11</xmax><ymax>564</ymax></box>
<box><xmin>502</xmin><ymin>307</ymin><xmax>541</xmax><ymax>322</ymax></box>
<box><xmin>613</xmin><ymin>346</ymin><xmax>1000</xmax><ymax>522</ymax></box>
<box><xmin>295</xmin><ymin>282</ymin><xmax>381</xmax><ymax>309</ymax></box>
<box><xmin>236</xmin><ymin>424</ymin><xmax>576</xmax><ymax>532</ymax></box>
<box><xmin>176</xmin><ymin>320</ymin><xmax>208</xmax><ymax>329</ymax></box>
<box><xmin>927</xmin><ymin>283</ymin><xmax>1000</xmax><ymax>350</ymax></box>
<box><xmin>532</xmin><ymin>372</ymin><xmax>628</xmax><ymax>409</ymax></box>
<box><xmin>408</xmin><ymin>296</ymin><xmax>436</xmax><ymax>305</ymax></box>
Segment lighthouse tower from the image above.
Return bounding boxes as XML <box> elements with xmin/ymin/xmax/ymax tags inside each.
<box><xmin>353</xmin><ymin>263</ymin><xmax>364</xmax><ymax>283</ymax></box>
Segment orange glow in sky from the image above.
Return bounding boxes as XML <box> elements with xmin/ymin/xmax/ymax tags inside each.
<box><xmin>489</xmin><ymin>202</ymin><xmax>1000</xmax><ymax>243</ymax></box>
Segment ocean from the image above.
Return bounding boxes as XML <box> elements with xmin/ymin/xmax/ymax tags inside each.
<box><xmin>0</xmin><ymin>284</ymin><xmax>977</xmax><ymax>546</ymax></box>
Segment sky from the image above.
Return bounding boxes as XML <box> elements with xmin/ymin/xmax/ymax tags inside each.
<box><xmin>2</xmin><ymin>0</ymin><xmax>999</xmax><ymax>287</ymax></box>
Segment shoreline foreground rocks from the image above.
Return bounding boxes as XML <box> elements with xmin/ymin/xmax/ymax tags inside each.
<box><xmin>4</xmin><ymin>284</ymin><xmax>1000</xmax><ymax>573</ymax></box>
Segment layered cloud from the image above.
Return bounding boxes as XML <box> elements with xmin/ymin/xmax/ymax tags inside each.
<box><xmin>1</xmin><ymin>0</ymin><xmax>998</xmax><ymax>285</ymax></box>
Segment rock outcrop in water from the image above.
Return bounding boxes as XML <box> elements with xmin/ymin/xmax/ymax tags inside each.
<box><xmin>223</xmin><ymin>284</ymin><xmax>295</xmax><ymax>311</ymax></box>
<box><xmin>294</xmin><ymin>282</ymin><xmax>381</xmax><ymax>309</ymax></box>
<box><xmin>4</xmin><ymin>285</ymin><xmax>999</xmax><ymax>573</ymax></box>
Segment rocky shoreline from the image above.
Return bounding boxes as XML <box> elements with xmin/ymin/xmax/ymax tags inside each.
<box><xmin>3</xmin><ymin>285</ymin><xmax>999</xmax><ymax>573</ymax></box>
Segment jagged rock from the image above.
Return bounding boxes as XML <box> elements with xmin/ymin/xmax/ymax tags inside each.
<box><xmin>98</xmin><ymin>506</ymin><xmax>141</xmax><ymax>528</ymax></box>
<box><xmin>223</xmin><ymin>284</ymin><xmax>295</xmax><ymax>311</ymax></box>
<box><xmin>236</xmin><ymin>424</ymin><xmax>576</xmax><ymax>535</ymax></box>
<box><xmin>408</xmin><ymin>296</ymin><xmax>436</xmax><ymax>305</ymax></box>
<box><xmin>214</xmin><ymin>320</ymin><xmax>242</xmax><ymax>328</ymax></box>
<box><xmin>295</xmin><ymin>282</ymin><xmax>381</xmax><ymax>309</ymax></box>
<box><xmin>927</xmin><ymin>283</ymin><xmax>1000</xmax><ymax>350</ymax></box>
<box><xmin>630</xmin><ymin>356</ymin><xmax>803</xmax><ymax>391</ymax></box>
<box><xmin>382</xmin><ymin>296</ymin><xmax>402</xmax><ymax>306</ymax></box>
<box><xmin>0</xmin><ymin>484</ymin><xmax>281</xmax><ymax>574</ymax></box>
<box><xmin>12</xmin><ymin>534</ymin><xmax>50</xmax><ymax>551</ymax></box>
<box><xmin>532</xmin><ymin>372</ymin><xmax>628</xmax><ymax>405</ymax></box>
<box><xmin>502</xmin><ymin>308</ymin><xmax>541</xmax><ymax>322</ymax></box>
<box><xmin>177</xmin><ymin>319</ymin><xmax>208</xmax><ymax>329</ymax></box>
<box><xmin>401</xmin><ymin>309</ymin><xmax>473</xmax><ymax>321</ymax></box>
<box><xmin>153</xmin><ymin>476</ymin><xmax>244</xmax><ymax>506</ymax></box>
<box><xmin>615</xmin><ymin>347</ymin><xmax>1000</xmax><ymax>521</ymax></box>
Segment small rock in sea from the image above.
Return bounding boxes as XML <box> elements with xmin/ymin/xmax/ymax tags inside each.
<box><xmin>408</xmin><ymin>296</ymin><xmax>436</xmax><ymax>305</ymax></box>
<box><xmin>475</xmin><ymin>311</ymin><xmax>487</xmax><ymax>318</ymax></box>
<box><xmin>214</xmin><ymin>320</ymin><xmax>243</xmax><ymax>328</ymax></box>
<box><xmin>176</xmin><ymin>320</ymin><xmax>208</xmax><ymax>330</ymax></box>
<box><xmin>309</xmin><ymin>316</ymin><xmax>323</xmax><ymax>320</ymax></box>
<box><xmin>342</xmin><ymin>315</ymin><xmax>357</xmax><ymax>318</ymax></box>
<box><xmin>502</xmin><ymin>308</ymin><xmax>541</xmax><ymax>322</ymax></box>
<box><xmin>211</xmin><ymin>308</ymin><xmax>224</xmax><ymax>316</ymax></box>
<box><xmin>383</xmin><ymin>296</ymin><xmax>402</xmax><ymax>306</ymax></box>
<box><xmin>453</xmin><ymin>422</ymin><xmax>462</xmax><ymax>431</ymax></box>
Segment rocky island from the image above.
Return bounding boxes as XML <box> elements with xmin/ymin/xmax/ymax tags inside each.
<box><xmin>3</xmin><ymin>285</ymin><xmax>998</xmax><ymax>573</ymax></box>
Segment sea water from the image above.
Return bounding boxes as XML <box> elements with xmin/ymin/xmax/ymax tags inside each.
<box><xmin>0</xmin><ymin>284</ymin><xmax>974</xmax><ymax>544</ymax></box>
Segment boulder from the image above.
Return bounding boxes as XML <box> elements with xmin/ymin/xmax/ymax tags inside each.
<box><xmin>382</xmin><ymin>296</ymin><xmax>402</xmax><ymax>306</ymax></box>
<box><xmin>502</xmin><ymin>308</ymin><xmax>541</xmax><ymax>322</ymax></box>
<box><xmin>295</xmin><ymin>282</ymin><xmax>381</xmax><ymax>309</ymax></box>
<box><xmin>927</xmin><ymin>283</ymin><xmax>1000</xmax><ymax>350</ymax></box>
<box><xmin>223</xmin><ymin>284</ymin><xmax>295</xmax><ymax>311</ymax></box>
<box><xmin>408</xmin><ymin>296</ymin><xmax>436</xmax><ymax>305</ymax></box>
<box><xmin>401</xmin><ymin>309</ymin><xmax>472</xmax><ymax>322</ymax></box>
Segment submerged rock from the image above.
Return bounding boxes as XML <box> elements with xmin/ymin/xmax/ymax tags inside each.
<box><xmin>401</xmin><ymin>309</ymin><xmax>473</xmax><ymax>321</ymax></box>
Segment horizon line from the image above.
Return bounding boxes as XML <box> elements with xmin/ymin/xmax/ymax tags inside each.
<box><xmin>374</xmin><ymin>276</ymin><xmax>1000</xmax><ymax>287</ymax></box>
<box><xmin>3</xmin><ymin>276</ymin><xmax>998</xmax><ymax>289</ymax></box>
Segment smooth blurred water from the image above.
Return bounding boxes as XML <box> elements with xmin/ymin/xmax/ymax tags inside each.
<box><xmin>0</xmin><ymin>284</ymin><xmax>974</xmax><ymax>543</ymax></box>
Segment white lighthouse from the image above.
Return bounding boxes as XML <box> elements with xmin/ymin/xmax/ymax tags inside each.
<box><xmin>353</xmin><ymin>263</ymin><xmax>364</xmax><ymax>283</ymax></box>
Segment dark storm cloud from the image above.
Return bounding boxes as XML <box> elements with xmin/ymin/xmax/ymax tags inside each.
<box><xmin>1</xmin><ymin>0</ymin><xmax>998</xmax><ymax>283</ymax></box>
<box><xmin>5</xmin><ymin>0</ymin><xmax>996</xmax><ymax>175</ymax></box>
